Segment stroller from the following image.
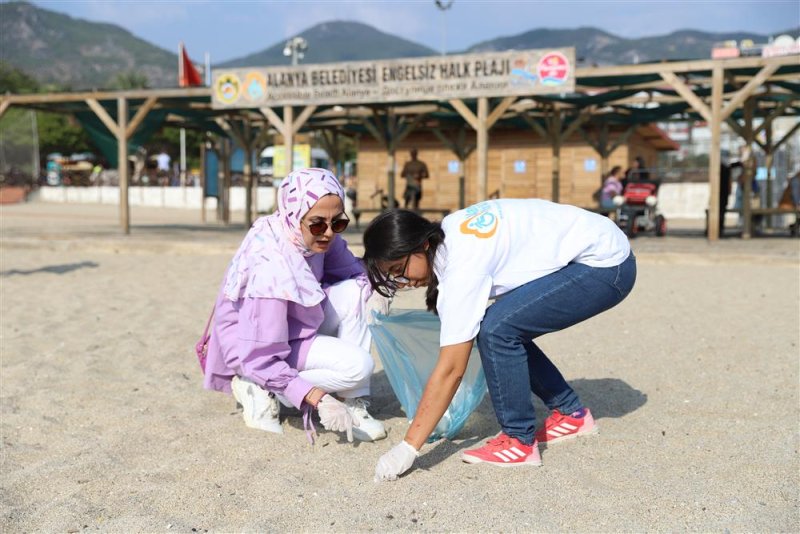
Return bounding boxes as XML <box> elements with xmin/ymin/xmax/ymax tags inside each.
<box><xmin>614</xmin><ymin>180</ymin><xmax>667</xmax><ymax>237</ymax></box>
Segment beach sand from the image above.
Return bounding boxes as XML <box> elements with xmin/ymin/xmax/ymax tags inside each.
<box><xmin>1</xmin><ymin>202</ymin><xmax>798</xmax><ymax>531</ymax></box>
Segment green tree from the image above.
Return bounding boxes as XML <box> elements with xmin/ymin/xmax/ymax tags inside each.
<box><xmin>108</xmin><ymin>70</ymin><xmax>149</xmax><ymax>90</ymax></box>
<box><xmin>0</xmin><ymin>60</ymin><xmax>39</xmax><ymax>93</ymax></box>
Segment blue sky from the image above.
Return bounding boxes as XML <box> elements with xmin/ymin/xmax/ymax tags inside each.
<box><xmin>31</xmin><ymin>0</ymin><xmax>800</xmax><ymax>62</ymax></box>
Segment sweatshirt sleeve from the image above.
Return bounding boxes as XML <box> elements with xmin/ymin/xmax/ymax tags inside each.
<box><xmin>236</xmin><ymin>297</ymin><xmax>315</xmax><ymax>409</ymax></box>
<box><xmin>322</xmin><ymin>235</ymin><xmax>367</xmax><ymax>285</ymax></box>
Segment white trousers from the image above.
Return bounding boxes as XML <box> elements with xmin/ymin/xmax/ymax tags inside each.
<box><xmin>298</xmin><ymin>279</ymin><xmax>374</xmax><ymax>399</ymax></box>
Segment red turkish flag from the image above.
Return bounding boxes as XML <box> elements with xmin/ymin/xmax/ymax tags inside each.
<box><xmin>179</xmin><ymin>43</ymin><xmax>203</xmax><ymax>87</ymax></box>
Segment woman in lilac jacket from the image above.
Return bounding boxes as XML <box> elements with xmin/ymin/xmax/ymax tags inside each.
<box><xmin>203</xmin><ymin>168</ymin><xmax>386</xmax><ymax>442</ymax></box>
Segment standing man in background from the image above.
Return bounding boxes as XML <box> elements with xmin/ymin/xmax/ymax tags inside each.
<box><xmin>401</xmin><ymin>148</ymin><xmax>429</xmax><ymax>210</ymax></box>
<box><xmin>156</xmin><ymin>148</ymin><xmax>172</xmax><ymax>186</ymax></box>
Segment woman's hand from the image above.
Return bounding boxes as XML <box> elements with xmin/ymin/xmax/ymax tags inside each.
<box><xmin>317</xmin><ymin>394</ymin><xmax>357</xmax><ymax>442</ymax></box>
<box><xmin>405</xmin><ymin>340</ymin><xmax>474</xmax><ymax>449</ymax></box>
<box><xmin>304</xmin><ymin>386</ymin><xmax>327</xmax><ymax>407</ymax></box>
<box><xmin>374</xmin><ymin>440</ymin><xmax>418</xmax><ymax>482</ymax></box>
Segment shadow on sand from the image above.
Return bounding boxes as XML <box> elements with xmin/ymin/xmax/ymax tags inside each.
<box><xmin>0</xmin><ymin>260</ymin><xmax>100</xmax><ymax>277</ymax></box>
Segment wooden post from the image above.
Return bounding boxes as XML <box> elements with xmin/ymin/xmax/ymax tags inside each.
<box><xmin>550</xmin><ymin>107</ymin><xmax>562</xmax><ymax>203</ymax></box>
<box><xmin>476</xmin><ymin>97</ymin><xmax>488</xmax><ymax>201</ymax></box>
<box><xmin>200</xmin><ymin>142</ymin><xmax>207</xmax><ymax>223</ymax></box>
<box><xmin>117</xmin><ymin>97</ymin><xmax>130</xmax><ymax>234</ymax></box>
<box><xmin>283</xmin><ymin>105</ymin><xmax>294</xmax><ymax>176</ymax></box>
<box><xmin>221</xmin><ymin>137</ymin><xmax>231</xmax><ymax>225</ymax></box>
<box><xmin>708</xmin><ymin>66</ymin><xmax>723</xmax><ymax>241</ymax></box>
<box><xmin>388</xmin><ymin>148</ymin><xmax>397</xmax><ymax>209</ymax></box>
<box><xmin>387</xmin><ymin>110</ymin><xmax>397</xmax><ymax>208</ymax></box>
<box><xmin>599</xmin><ymin>123</ymin><xmax>609</xmax><ymax>178</ymax></box>
<box><xmin>742</xmin><ymin>98</ymin><xmax>755</xmax><ymax>239</ymax></box>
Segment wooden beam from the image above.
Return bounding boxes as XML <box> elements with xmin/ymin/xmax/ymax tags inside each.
<box><xmin>726</xmin><ymin>117</ymin><xmax>767</xmax><ymax>151</ymax></box>
<box><xmin>607</xmin><ymin>124</ymin><xmax>638</xmax><ymax>154</ymax></box>
<box><xmin>579</xmin><ymin>127</ymin><xmax>603</xmax><ymax>153</ymax></box>
<box><xmin>576</xmin><ymin>54</ymin><xmax>797</xmax><ymax>78</ymax></box>
<box><xmin>394</xmin><ymin>113</ymin><xmax>428</xmax><ymax>147</ymax></box>
<box><xmin>292</xmin><ymin>105</ymin><xmax>317</xmax><ymax>133</ymax></box>
<box><xmin>0</xmin><ymin>100</ymin><xmax>10</xmax><ymax>120</ymax></box>
<box><xmin>486</xmin><ymin>96</ymin><xmax>516</xmax><ymax>129</ymax></box>
<box><xmin>252</xmin><ymin>124</ymin><xmax>272</xmax><ymax>153</ymax></box>
<box><xmin>521</xmin><ymin>113</ymin><xmax>548</xmax><ymax>140</ymax></box>
<box><xmin>125</xmin><ymin>96</ymin><xmax>158</xmax><ymax>138</ymax></box>
<box><xmin>720</xmin><ymin>64</ymin><xmax>780</xmax><ymax>121</ymax></box>
<box><xmin>4</xmin><ymin>86</ymin><xmax>212</xmax><ymax>105</ymax></box>
<box><xmin>259</xmin><ymin>107</ymin><xmax>286</xmax><ymax>136</ymax></box>
<box><xmin>449</xmin><ymin>98</ymin><xmax>479</xmax><ymax>130</ymax></box>
<box><xmin>559</xmin><ymin>108</ymin><xmax>593</xmax><ymax>142</ymax></box>
<box><xmin>774</xmin><ymin>120</ymin><xmax>800</xmax><ymax>151</ymax></box>
<box><xmin>753</xmin><ymin>98</ymin><xmax>793</xmax><ymax>137</ymax></box>
<box><xmin>215</xmin><ymin>118</ymin><xmax>247</xmax><ymax>150</ymax></box>
<box><xmin>659</xmin><ymin>71</ymin><xmax>712</xmax><ymax>123</ymax></box>
<box><xmin>85</xmin><ymin>98</ymin><xmax>120</xmax><ymax>136</ymax></box>
<box><xmin>360</xmin><ymin>115</ymin><xmax>386</xmax><ymax>147</ymax></box>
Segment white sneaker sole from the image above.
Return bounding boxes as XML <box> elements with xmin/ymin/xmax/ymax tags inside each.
<box><xmin>231</xmin><ymin>378</ymin><xmax>283</xmax><ymax>434</ymax></box>
<box><xmin>461</xmin><ymin>454</ymin><xmax>542</xmax><ymax>467</ymax></box>
<box><xmin>540</xmin><ymin>424</ymin><xmax>599</xmax><ymax>445</ymax></box>
<box><xmin>352</xmin><ymin>425</ymin><xmax>387</xmax><ymax>442</ymax></box>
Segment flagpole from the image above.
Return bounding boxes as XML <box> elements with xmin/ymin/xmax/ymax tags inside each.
<box><xmin>179</xmin><ymin>42</ymin><xmax>186</xmax><ymax>187</ymax></box>
<box><xmin>178</xmin><ymin>42</ymin><xmax>184</xmax><ymax>86</ymax></box>
<box><xmin>205</xmin><ymin>52</ymin><xmax>211</xmax><ymax>86</ymax></box>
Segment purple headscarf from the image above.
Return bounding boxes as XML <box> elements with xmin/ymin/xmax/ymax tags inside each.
<box><xmin>223</xmin><ymin>168</ymin><xmax>345</xmax><ymax>306</ymax></box>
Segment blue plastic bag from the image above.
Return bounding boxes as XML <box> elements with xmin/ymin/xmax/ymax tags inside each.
<box><xmin>369</xmin><ymin>309</ymin><xmax>487</xmax><ymax>441</ymax></box>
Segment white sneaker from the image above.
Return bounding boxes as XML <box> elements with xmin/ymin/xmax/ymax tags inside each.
<box><xmin>231</xmin><ymin>376</ymin><xmax>283</xmax><ymax>434</ymax></box>
<box><xmin>344</xmin><ymin>398</ymin><xmax>387</xmax><ymax>442</ymax></box>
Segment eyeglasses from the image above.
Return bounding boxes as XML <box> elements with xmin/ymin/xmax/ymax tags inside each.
<box><xmin>304</xmin><ymin>217</ymin><xmax>350</xmax><ymax>236</ymax></box>
<box><xmin>386</xmin><ymin>254</ymin><xmax>411</xmax><ymax>286</ymax></box>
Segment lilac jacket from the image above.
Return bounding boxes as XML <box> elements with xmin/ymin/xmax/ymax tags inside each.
<box><xmin>203</xmin><ymin>236</ymin><xmax>366</xmax><ymax>409</ymax></box>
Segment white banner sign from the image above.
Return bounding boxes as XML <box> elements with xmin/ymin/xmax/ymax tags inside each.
<box><xmin>212</xmin><ymin>48</ymin><xmax>575</xmax><ymax>109</ymax></box>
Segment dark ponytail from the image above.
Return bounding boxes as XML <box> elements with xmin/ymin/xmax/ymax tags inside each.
<box><xmin>362</xmin><ymin>209</ymin><xmax>445</xmax><ymax>313</ymax></box>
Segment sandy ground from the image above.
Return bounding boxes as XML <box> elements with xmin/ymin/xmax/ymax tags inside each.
<box><xmin>1</xmin><ymin>202</ymin><xmax>798</xmax><ymax>532</ymax></box>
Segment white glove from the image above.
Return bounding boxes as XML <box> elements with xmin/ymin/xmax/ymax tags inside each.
<box><xmin>317</xmin><ymin>395</ymin><xmax>357</xmax><ymax>442</ymax></box>
<box><xmin>374</xmin><ymin>441</ymin><xmax>418</xmax><ymax>482</ymax></box>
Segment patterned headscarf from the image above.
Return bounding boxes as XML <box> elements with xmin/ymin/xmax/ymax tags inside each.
<box><xmin>222</xmin><ymin>168</ymin><xmax>345</xmax><ymax>306</ymax></box>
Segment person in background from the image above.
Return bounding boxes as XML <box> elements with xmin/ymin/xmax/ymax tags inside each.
<box><xmin>600</xmin><ymin>166</ymin><xmax>624</xmax><ymax>210</ymax></box>
<box><xmin>156</xmin><ymin>148</ymin><xmax>172</xmax><ymax>186</ymax></box>
<box><xmin>201</xmin><ymin>168</ymin><xmax>387</xmax><ymax>443</ymax></box>
<box><xmin>401</xmin><ymin>148</ymin><xmax>429</xmax><ymax>210</ymax></box>
<box><xmin>623</xmin><ymin>156</ymin><xmax>648</xmax><ymax>189</ymax></box>
<box><xmin>363</xmin><ymin>199</ymin><xmax>635</xmax><ymax>481</ymax></box>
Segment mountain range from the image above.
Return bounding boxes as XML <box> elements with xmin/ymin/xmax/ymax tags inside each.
<box><xmin>1</xmin><ymin>1</ymin><xmax>797</xmax><ymax>91</ymax></box>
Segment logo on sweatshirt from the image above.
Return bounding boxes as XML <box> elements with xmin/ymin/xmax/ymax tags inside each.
<box><xmin>460</xmin><ymin>202</ymin><xmax>498</xmax><ymax>238</ymax></box>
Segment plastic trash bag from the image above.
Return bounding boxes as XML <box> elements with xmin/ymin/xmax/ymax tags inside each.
<box><xmin>369</xmin><ymin>309</ymin><xmax>487</xmax><ymax>442</ymax></box>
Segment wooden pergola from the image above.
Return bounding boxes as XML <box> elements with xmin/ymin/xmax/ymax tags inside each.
<box><xmin>1</xmin><ymin>53</ymin><xmax>798</xmax><ymax>240</ymax></box>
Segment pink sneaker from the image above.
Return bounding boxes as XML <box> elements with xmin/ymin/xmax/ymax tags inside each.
<box><xmin>535</xmin><ymin>408</ymin><xmax>598</xmax><ymax>444</ymax></box>
<box><xmin>461</xmin><ymin>433</ymin><xmax>542</xmax><ymax>467</ymax></box>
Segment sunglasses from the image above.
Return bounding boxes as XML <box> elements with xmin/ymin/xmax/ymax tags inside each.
<box><xmin>304</xmin><ymin>217</ymin><xmax>350</xmax><ymax>236</ymax></box>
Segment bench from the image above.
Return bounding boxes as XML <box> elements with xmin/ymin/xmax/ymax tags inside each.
<box><xmin>352</xmin><ymin>207</ymin><xmax>451</xmax><ymax>229</ymax></box>
<box><xmin>706</xmin><ymin>206</ymin><xmax>800</xmax><ymax>236</ymax></box>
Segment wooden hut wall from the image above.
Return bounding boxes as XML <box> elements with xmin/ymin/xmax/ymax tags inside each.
<box><xmin>355</xmin><ymin>128</ymin><xmax>661</xmax><ymax>210</ymax></box>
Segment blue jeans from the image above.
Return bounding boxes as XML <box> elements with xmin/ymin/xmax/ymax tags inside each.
<box><xmin>476</xmin><ymin>253</ymin><xmax>637</xmax><ymax>444</ymax></box>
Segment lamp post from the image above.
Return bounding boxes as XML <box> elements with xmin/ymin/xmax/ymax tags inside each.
<box><xmin>283</xmin><ymin>36</ymin><xmax>308</xmax><ymax>66</ymax></box>
<box><xmin>435</xmin><ymin>0</ymin><xmax>454</xmax><ymax>55</ymax></box>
